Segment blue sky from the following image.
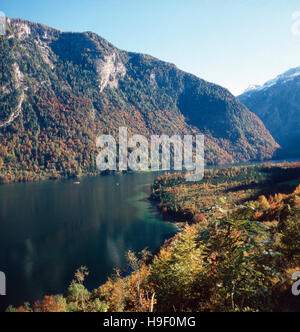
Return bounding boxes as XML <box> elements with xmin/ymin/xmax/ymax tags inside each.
<box><xmin>2</xmin><ymin>0</ymin><xmax>300</xmax><ymax>95</ymax></box>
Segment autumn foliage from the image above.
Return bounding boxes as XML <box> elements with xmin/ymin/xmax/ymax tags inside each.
<box><xmin>6</xmin><ymin>163</ymin><xmax>300</xmax><ymax>312</ymax></box>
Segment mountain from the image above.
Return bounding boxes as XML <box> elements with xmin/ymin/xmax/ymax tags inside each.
<box><xmin>0</xmin><ymin>18</ymin><xmax>279</xmax><ymax>183</ymax></box>
<box><xmin>239</xmin><ymin>67</ymin><xmax>300</xmax><ymax>158</ymax></box>
<box><xmin>243</xmin><ymin>85</ymin><xmax>261</xmax><ymax>94</ymax></box>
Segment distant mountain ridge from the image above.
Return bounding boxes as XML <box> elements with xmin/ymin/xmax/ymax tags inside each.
<box><xmin>243</xmin><ymin>85</ymin><xmax>261</xmax><ymax>94</ymax></box>
<box><xmin>239</xmin><ymin>66</ymin><xmax>300</xmax><ymax>158</ymax></box>
<box><xmin>242</xmin><ymin>67</ymin><xmax>300</xmax><ymax>97</ymax></box>
<box><xmin>0</xmin><ymin>18</ymin><xmax>279</xmax><ymax>182</ymax></box>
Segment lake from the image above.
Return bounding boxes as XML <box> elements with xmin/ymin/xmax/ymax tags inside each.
<box><xmin>0</xmin><ymin>172</ymin><xmax>177</xmax><ymax>311</ymax></box>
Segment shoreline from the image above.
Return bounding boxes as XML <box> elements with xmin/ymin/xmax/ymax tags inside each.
<box><xmin>1</xmin><ymin>157</ymin><xmax>300</xmax><ymax>186</ymax></box>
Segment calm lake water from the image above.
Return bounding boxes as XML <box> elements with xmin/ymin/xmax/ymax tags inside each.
<box><xmin>0</xmin><ymin>172</ymin><xmax>177</xmax><ymax>311</ymax></box>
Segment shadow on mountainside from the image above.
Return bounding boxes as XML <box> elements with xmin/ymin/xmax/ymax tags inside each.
<box><xmin>225</xmin><ymin>164</ymin><xmax>300</xmax><ymax>203</ymax></box>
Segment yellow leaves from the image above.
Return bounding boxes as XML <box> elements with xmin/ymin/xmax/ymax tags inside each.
<box><xmin>157</xmin><ymin>248</ymin><xmax>173</xmax><ymax>261</ymax></box>
<box><xmin>98</xmin><ymin>261</ymin><xmax>155</xmax><ymax>312</ymax></box>
<box><xmin>253</xmin><ymin>211</ymin><xmax>264</xmax><ymax>221</ymax></box>
<box><xmin>294</xmin><ymin>198</ymin><xmax>300</xmax><ymax>208</ymax></box>
<box><xmin>258</xmin><ymin>195</ymin><xmax>270</xmax><ymax>210</ymax></box>
<box><xmin>243</xmin><ymin>251</ymin><xmax>249</xmax><ymax>257</ymax></box>
<box><xmin>294</xmin><ymin>185</ymin><xmax>300</xmax><ymax>195</ymax></box>
<box><xmin>274</xmin><ymin>193</ymin><xmax>286</xmax><ymax>203</ymax></box>
<box><xmin>219</xmin><ymin>196</ymin><xmax>227</xmax><ymax>204</ymax></box>
<box><xmin>33</xmin><ymin>295</ymin><xmax>67</xmax><ymax>312</ymax></box>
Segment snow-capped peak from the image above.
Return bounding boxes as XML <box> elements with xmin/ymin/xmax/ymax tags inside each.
<box><xmin>242</xmin><ymin>66</ymin><xmax>300</xmax><ymax>96</ymax></box>
<box><xmin>243</xmin><ymin>84</ymin><xmax>261</xmax><ymax>93</ymax></box>
<box><xmin>262</xmin><ymin>66</ymin><xmax>300</xmax><ymax>89</ymax></box>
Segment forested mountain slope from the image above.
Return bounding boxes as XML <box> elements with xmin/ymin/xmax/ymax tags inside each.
<box><xmin>239</xmin><ymin>67</ymin><xmax>300</xmax><ymax>158</ymax></box>
<box><xmin>0</xmin><ymin>18</ymin><xmax>279</xmax><ymax>182</ymax></box>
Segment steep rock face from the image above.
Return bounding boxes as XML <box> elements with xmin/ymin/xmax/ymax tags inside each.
<box><xmin>95</xmin><ymin>53</ymin><xmax>126</xmax><ymax>92</ymax></box>
<box><xmin>0</xmin><ymin>18</ymin><xmax>279</xmax><ymax>182</ymax></box>
<box><xmin>239</xmin><ymin>67</ymin><xmax>300</xmax><ymax>158</ymax></box>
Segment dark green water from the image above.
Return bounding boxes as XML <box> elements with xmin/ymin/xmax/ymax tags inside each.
<box><xmin>0</xmin><ymin>173</ymin><xmax>177</xmax><ymax>311</ymax></box>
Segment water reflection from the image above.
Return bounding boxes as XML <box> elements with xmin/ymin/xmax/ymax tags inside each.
<box><xmin>0</xmin><ymin>172</ymin><xmax>176</xmax><ymax>311</ymax></box>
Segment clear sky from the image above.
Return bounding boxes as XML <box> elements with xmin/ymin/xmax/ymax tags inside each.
<box><xmin>2</xmin><ymin>0</ymin><xmax>300</xmax><ymax>95</ymax></box>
